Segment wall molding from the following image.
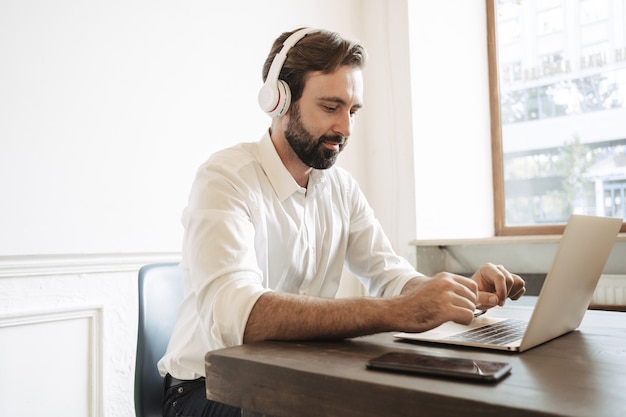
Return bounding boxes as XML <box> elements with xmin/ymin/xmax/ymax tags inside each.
<box><xmin>0</xmin><ymin>307</ymin><xmax>104</xmax><ymax>417</ymax></box>
<box><xmin>0</xmin><ymin>252</ymin><xmax>181</xmax><ymax>278</ymax></box>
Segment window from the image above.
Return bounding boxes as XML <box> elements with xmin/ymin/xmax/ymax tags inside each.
<box><xmin>488</xmin><ymin>0</ymin><xmax>626</xmax><ymax>235</ymax></box>
<box><xmin>536</xmin><ymin>6</ymin><xmax>564</xmax><ymax>36</ymax></box>
<box><xmin>580</xmin><ymin>0</ymin><xmax>609</xmax><ymax>25</ymax></box>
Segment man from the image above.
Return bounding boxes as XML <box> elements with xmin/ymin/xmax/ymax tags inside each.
<box><xmin>159</xmin><ymin>27</ymin><xmax>525</xmax><ymax>417</ymax></box>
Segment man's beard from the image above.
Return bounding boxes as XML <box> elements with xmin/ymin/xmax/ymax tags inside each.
<box><xmin>284</xmin><ymin>103</ymin><xmax>348</xmax><ymax>170</ymax></box>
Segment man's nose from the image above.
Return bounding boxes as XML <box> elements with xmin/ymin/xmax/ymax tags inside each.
<box><xmin>332</xmin><ymin>111</ymin><xmax>353</xmax><ymax>138</ymax></box>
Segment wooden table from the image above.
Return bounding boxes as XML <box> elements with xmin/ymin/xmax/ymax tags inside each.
<box><xmin>205</xmin><ymin>300</ymin><xmax>626</xmax><ymax>417</ymax></box>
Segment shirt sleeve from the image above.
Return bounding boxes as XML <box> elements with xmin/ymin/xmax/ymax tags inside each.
<box><xmin>181</xmin><ymin>161</ymin><xmax>270</xmax><ymax>348</ymax></box>
<box><xmin>342</xmin><ymin>173</ymin><xmax>422</xmax><ymax>297</ymax></box>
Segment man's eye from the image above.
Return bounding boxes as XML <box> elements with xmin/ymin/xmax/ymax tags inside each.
<box><xmin>324</xmin><ymin>106</ymin><xmax>337</xmax><ymax>112</ymax></box>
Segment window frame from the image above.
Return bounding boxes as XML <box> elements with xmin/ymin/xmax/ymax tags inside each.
<box><xmin>486</xmin><ymin>0</ymin><xmax>626</xmax><ymax>236</ymax></box>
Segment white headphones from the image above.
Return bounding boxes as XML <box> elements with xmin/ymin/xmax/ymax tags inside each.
<box><xmin>258</xmin><ymin>28</ymin><xmax>318</xmax><ymax>118</ymax></box>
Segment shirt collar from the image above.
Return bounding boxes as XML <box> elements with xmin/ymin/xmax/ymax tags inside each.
<box><xmin>258</xmin><ymin>131</ymin><xmax>327</xmax><ymax>201</ymax></box>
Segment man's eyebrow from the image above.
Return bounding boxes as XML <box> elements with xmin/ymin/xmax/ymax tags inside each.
<box><xmin>318</xmin><ymin>96</ymin><xmax>363</xmax><ymax>109</ymax></box>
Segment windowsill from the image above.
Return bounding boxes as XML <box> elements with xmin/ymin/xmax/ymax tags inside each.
<box><xmin>411</xmin><ymin>232</ymin><xmax>626</xmax><ymax>247</ymax></box>
<box><xmin>411</xmin><ymin>234</ymin><xmax>626</xmax><ymax>277</ymax></box>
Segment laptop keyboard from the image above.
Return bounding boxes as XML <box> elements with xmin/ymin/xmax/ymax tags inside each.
<box><xmin>444</xmin><ymin>319</ymin><xmax>527</xmax><ymax>345</ymax></box>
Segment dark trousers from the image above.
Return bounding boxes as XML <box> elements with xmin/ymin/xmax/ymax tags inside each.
<box><xmin>163</xmin><ymin>375</ymin><xmax>242</xmax><ymax>417</ymax></box>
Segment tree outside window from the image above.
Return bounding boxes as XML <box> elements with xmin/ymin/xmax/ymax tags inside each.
<box><xmin>489</xmin><ymin>0</ymin><xmax>626</xmax><ymax>234</ymax></box>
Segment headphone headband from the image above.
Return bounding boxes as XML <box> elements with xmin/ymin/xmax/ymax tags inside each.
<box><xmin>258</xmin><ymin>28</ymin><xmax>318</xmax><ymax>118</ymax></box>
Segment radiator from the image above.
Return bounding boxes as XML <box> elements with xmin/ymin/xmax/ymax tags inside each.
<box><xmin>591</xmin><ymin>275</ymin><xmax>626</xmax><ymax>308</ymax></box>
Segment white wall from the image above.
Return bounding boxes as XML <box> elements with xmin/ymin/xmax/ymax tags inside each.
<box><xmin>0</xmin><ymin>0</ymin><xmax>495</xmax><ymax>258</ymax></box>
<box><xmin>0</xmin><ymin>2</ymin><xmax>377</xmax><ymax>417</ymax></box>
<box><xmin>0</xmin><ymin>1</ymin><xmax>496</xmax><ymax>416</ymax></box>
<box><xmin>354</xmin><ymin>0</ymin><xmax>418</xmax><ymax>262</ymax></box>
<box><xmin>408</xmin><ymin>0</ymin><xmax>495</xmax><ymax>240</ymax></box>
<box><xmin>0</xmin><ymin>0</ymin><xmax>364</xmax><ymax>256</ymax></box>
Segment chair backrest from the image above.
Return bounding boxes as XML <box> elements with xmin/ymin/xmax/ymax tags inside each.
<box><xmin>134</xmin><ymin>263</ymin><xmax>184</xmax><ymax>417</ymax></box>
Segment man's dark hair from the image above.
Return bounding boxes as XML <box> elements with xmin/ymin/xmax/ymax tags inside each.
<box><xmin>261</xmin><ymin>28</ymin><xmax>367</xmax><ymax>104</ymax></box>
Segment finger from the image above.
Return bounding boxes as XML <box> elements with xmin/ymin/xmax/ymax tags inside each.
<box><xmin>510</xmin><ymin>287</ymin><xmax>526</xmax><ymax>299</ymax></box>
<box><xmin>480</xmin><ymin>263</ymin><xmax>507</xmax><ymax>306</ymax></box>
<box><xmin>476</xmin><ymin>290</ymin><xmax>500</xmax><ymax>308</ymax></box>
<box><xmin>499</xmin><ymin>265</ymin><xmax>526</xmax><ymax>300</ymax></box>
<box><xmin>451</xmin><ymin>275</ymin><xmax>479</xmax><ymax>303</ymax></box>
<box><xmin>436</xmin><ymin>274</ymin><xmax>478</xmax><ymax>314</ymax></box>
<box><xmin>509</xmin><ymin>280</ymin><xmax>526</xmax><ymax>299</ymax></box>
<box><xmin>496</xmin><ymin>264</ymin><xmax>515</xmax><ymax>298</ymax></box>
<box><xmin>449</xmin><ymin>300</ymin><xmax>476</xmax><ymax>325</ymax></box>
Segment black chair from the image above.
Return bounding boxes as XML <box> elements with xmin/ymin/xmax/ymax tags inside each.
<box><xmin>135</xmin><ymin>263</ymin><xmax>184</xmax><ymax>417</ymax></box>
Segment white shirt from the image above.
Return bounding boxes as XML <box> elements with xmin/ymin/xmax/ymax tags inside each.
<box><xmin>158</xmin><ymin>132</ymin><xmax>419</xmax><ymax>379</ymax></box>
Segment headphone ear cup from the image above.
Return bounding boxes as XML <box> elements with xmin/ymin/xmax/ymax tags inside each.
<box><xmin>271</xmin><ymin>79</ymin><xmax>291</xmax><ymax>118</ymax></box>
<box><xmin>258</xmin><ymin>79</ymin><xmax>291</xmax><ymax>118</ymax></box>
<box><xmin>259</xmin><ymin>28</ymin><xmax>317</xmax><ymax>118</ymax></box>
<box><xmin>258</xmin><ymin>82</ymin><xmax>279</xmax><ymax>115</ymax></box>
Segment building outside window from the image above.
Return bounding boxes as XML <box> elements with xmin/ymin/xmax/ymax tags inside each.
<box><xmin>494</xmin><ymin>0</ymin><xmax>626</xmax><ymax>229</ymax></box>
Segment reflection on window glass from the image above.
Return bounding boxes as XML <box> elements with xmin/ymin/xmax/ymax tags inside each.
<box><xmin>499</xmin><ymin>19</ymin><xmax>521</xmax><ymax>43</ymax></box>
<box><xmin>580</xmin><ymin>0</ymin><xmax>609</xmax><ymax>24</ymax></box>
<box><xmin>496</xmin><ymin>0</ymin><xmax>626</xmax><ymax>226</ymax></box>
<box><xmin>536</xmin><ymin>7</ymin><xmax>564</xmax><ymax>36</ymax></box>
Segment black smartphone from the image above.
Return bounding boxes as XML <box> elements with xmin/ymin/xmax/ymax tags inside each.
<box><xmin>366</xmin><ymin>351</ymin><xmax>512</xmax><ymax>382</ymax></box>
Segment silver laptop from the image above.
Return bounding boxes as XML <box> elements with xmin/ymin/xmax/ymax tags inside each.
<box><xmin>395</xmin><ymin>214</ymin><xmax>622</xmax><ymax>352</ymax></box>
